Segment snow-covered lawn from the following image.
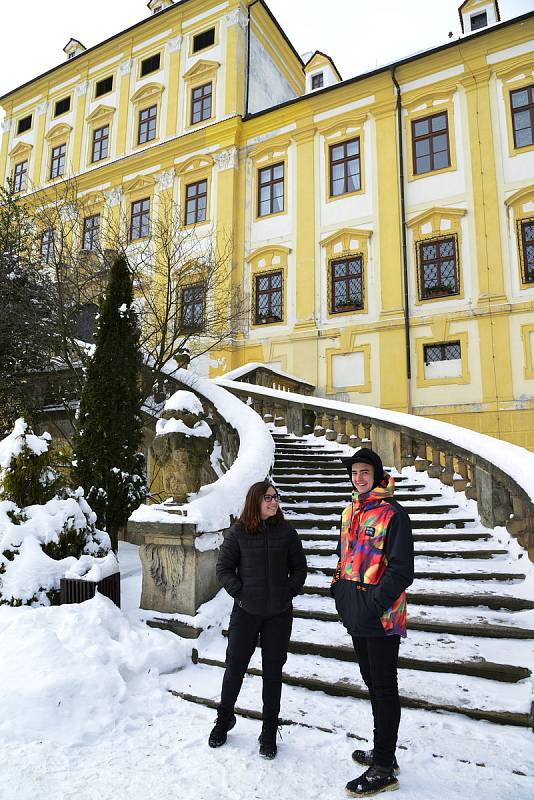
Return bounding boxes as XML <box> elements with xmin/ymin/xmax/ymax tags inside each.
<box><xmin>1</xmin><ymin>541</ymin><xmax>533</xmax><ymax>800</ymax></box>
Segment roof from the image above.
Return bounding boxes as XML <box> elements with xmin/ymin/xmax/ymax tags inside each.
<box><xmin>244</xmin><ymin>8</ymin><xmax>534</xmax><ymax>121</ymax></box>
<box><xmin>0</xmin><ymin>0</ymin><xmax>303</xmax><ymax>104</ymax></box>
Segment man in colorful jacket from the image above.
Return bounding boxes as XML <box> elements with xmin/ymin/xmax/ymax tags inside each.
<box><xmin>331</xmin><ymin>448</ymin><xmax>414</xmax><ymax>797</ymax></box>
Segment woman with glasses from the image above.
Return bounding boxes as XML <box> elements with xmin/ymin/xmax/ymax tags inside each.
<box><xmin>208</xmin><ymin>479</ymin><xmax>307</xmax><ymax>759</ymax></box>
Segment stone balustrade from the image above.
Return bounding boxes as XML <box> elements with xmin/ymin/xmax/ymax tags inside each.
<box><xmin>215</xmin><ymin>379</ymin><xmax>534</xmax><ymax>563</ymax></box>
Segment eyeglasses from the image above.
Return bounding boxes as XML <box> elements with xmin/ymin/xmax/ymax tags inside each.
<box><xmin>263</xmin><ymin>493</ymin><xmax>280</xmax><ymax>502</ymax></box>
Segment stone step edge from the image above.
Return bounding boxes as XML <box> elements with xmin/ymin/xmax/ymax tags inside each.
<box><xmin>195</xmin><ymin>656</ymin><xmax>533</xmax><ymax>729</ymax></box>
<box><xmin>219</xmin><ymin>630</ymin><xmax>531</xmax><ymax>683</ymax></box>
<box><xmin>307</xmin><ymin>566</ymin><xmax>526</xmax><ymax>582</ymax></box>
<box><xmin>300</xmin><ymin>532</ymin><xmax>489</xmax><ymax>542</ymax></box>
<box><xmin>291</xmin><ymin>518</ymin><xmax>476</xmax><ymax>530</ymax></box>
<box><xmin>301</xmin><ymin>585</ymin><xmax>534</xmax><ymax>611</ymax></box>
<box><xmin>170</xmin><ymin>688</ymin><xmax>534</xmax><ymax>771</ymax></box>
<box><xmin>292</xmin><ymin>608</ymin><xmax>534</xmax><ymax>639</ymax></box>
<box><xmin>303</xmin><ymin>547</ymin><xmax>506</xmax><ymax>559</ymax></box>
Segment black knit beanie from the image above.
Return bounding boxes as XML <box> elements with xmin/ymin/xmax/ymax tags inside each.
<box><xmin>340</xmin><ymin>448</ymin><xmax>384</xmax><ymax>488</ymax></box>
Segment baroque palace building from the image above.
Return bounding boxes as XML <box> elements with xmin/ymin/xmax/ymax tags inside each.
<box><xmin>1</xmin><ymin>0</ymin><xmax>534</xmax><ymax>447</ymax></box>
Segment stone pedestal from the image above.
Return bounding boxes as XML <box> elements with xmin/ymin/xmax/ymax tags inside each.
<box><xmin>129</xmin><ymin>518</ymin><xmax>220</xmax><ymax>615</ymax></box>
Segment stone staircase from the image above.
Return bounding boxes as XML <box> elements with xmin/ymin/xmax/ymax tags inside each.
<box><xmin>171</xmin><ymin>431</ymin><xmax>534</xmax><ymax>732</ymax></box>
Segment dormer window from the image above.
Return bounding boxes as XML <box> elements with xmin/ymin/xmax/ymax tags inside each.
<box><xmin>312</xmin><ymin>73</ymin><xmax>324</xmax><ymax>90</ymax></box>
<box><xmin>54</xmin><ymin>96</ymin><xmax>71</xmax><ymax>117</ymax></box>
<box><xmin>470</xmin><ymin>11</ymin><xmax>487</xmax><ymax>30</ymax></box>
<box><xmin>193</xmin><ymin>28</ymin><xmax>215</xmax><ymax>53</ymax></box>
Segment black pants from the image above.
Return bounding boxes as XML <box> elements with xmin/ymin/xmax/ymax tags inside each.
<box><xmin>219</xmin><ymin>604</ymin><xmax>293</xmax><ymax>723</ymax></box>
<box><xmin>352</xmin><ymin>634</ymin><xmax>401</xmax><ymax>769</ymax></box>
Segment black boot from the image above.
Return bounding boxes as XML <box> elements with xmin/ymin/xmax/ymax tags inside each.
<box><xmin>208</xmin><ymin>713</ymin><xmax>236</xmax><ymax>748</ymax></box>
<box><xmin>346</xmin><ymin>765</ymin><xmax>399</xmax><ymax>796</ymax></box>
<box><xmin>351</xmin><ymin>749</ymin><xmax>400</xmax><ymax>775</ymax></box>
<box><xmin>258</xmin><ymin>720</ymin><xmax>279</xmax><ymax>759</ymax></box>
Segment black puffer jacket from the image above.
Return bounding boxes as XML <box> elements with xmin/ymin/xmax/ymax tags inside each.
<box><xmin>216</xmin><ymin>517</ymin><xmax>307</xmax><ymax>617</ymax></box>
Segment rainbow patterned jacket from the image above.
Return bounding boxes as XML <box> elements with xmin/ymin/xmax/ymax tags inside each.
<box><xmin>331</xmin><ymin>476</ymin><xmax>414</xmax><ymax>638</ymax></box>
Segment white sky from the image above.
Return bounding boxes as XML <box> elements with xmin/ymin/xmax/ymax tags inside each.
<box><xmin>0</xmin><ymin>0</ymin><xmax>532</xmax><ymax>104</ymax></box>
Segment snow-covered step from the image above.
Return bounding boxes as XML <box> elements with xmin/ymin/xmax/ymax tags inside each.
<box><xmin>219</xmin><ymin>620</ymin><xmax>532</xmax><ymax>683</ymax></box>
<box><xmin>292</xmin><ymin>595</ymin><xmax>534</xmax><ymax>639</ymax></box>
<box><xmin>301</xmin><ymin>584</ymin><xmax>534</xmax><ymax>611</ymax></box>
<box><xmin>165</xmin><ymin>663</ymin><xmax>534</xmax><ymax>782</ymax></box>
<box><xmin>305</xmin><ymin>572</ymin><xmax>534</xmax><ymax>604</ymax></box>
<box><xmin>195</xmin><ymin>641</ymin><xmax>533</xmax><ymax>728</ymax></box>
<box><xmin>299</xmin><ymin>529</ymin><xmax>490</xmax><ymax>542</ymax></box>
<box><xmin>287</xmin><ymin>515</ymin><xmax>477</xmax><ymax>530</ymax></box>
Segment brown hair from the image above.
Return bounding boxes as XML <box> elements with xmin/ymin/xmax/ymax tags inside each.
<box><xmin>239</xmin><ymin>480</ymin><xmax>284</xmax><ymax>535</ymax></box>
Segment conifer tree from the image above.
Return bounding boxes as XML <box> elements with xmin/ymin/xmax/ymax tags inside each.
<box><xmin>74</xmin><ymin>255</ymin><xmax>146</xmax><ymax>549</ymax></box>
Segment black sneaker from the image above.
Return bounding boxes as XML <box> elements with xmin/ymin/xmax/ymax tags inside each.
<box><xmin>346</xmin><ymin>766</ymin><xmax>399</xmax><ymax>796</ymax></box>
<box><xmin>258</xmin><ymin>722</ymin><xmax>279</xmax><ymax>759</ymax></box>
<box><xmin>208</xmin><ymin>713</ymin><xmax>236</xmax><ymax>748</ymax></box>
<box><xmin>352</xmin><ymin>749</ymin><xmax>400</xmax><ymax>775</ymax></box>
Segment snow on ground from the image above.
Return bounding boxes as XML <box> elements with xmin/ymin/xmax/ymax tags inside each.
<box><xmin>2</xmin><ymin>497</ymin><xmax>534</xmax><ymax>799</ymax></box>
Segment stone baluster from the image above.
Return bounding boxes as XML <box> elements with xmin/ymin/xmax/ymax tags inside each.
<box><xmin>349</xmin><ymin>421</ymin><xmax>362</xmax><ymax>449</ymax></box>
<box><xmin>325</xmin><ymin>413</ymin><xmax>337</xmax><ymax>441</ymax></box>
<box><xmin>465</xmin><ymin>462</ymin><xmax>477</xmax><ymax>500</ymax></box>
<box><xmin>314</xmin><ymin>408</ymin><xmax>326</xmax><ymax>437</ymax></box>
<box><xmin>337</xmin><ymin>417</ymin><xmax>349</xmax><ymax>445</ymax></box>
<box><xmin>441</xmin><ymin>453</ymin><xmax>455</xmax><ymax>486</ymax></box>
<box><xmin>274</xmin><ymin>401</ymin><xmax>287</xmax><ymax>428</ymax></box>
<box><xmin>401</xmin><ymin>434</ymin><xmax>415</xmax><ymax>468</ymax></box>
<box><xmin>361</xmin><ymin>422</ymin><xmax>372</xmax><ymax>447</ymax></box>
<box><xmin>427</xmin><ymin>446</ymin><xmax>443</xmax><ymax>479</ymax></box>
<box><xmin>453</xmin><ymin>458</ymin><xmax>469</xmax><ymax>492</ymax></box>
<box><xmin>414</xmin><ymin>441</ymin><xmax>429</xmax><ymax>472</ymax></box>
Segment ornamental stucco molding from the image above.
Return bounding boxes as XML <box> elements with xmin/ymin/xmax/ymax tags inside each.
<box><xmin>1</xmin><ymin>118</ymin><xmax>12</xmax><ymax>133</ymax></box>
<box><xmin>166</xmin><ymin>35</ymin><xmax>183</xmax><ymax>53</ymax></box>
<box><xmin>104</xmin><ymin>187</ymin><xmax>123</xmax><ymax>206</ymax></box>
<box><xmin>155</xmin><ymin>168</ymin><xmax>175</xmax><ymax>190</ymax></box>
<box><xmin>213</xmin><ymin>147</ymin><xmax>239</xmax><ymax>171</ymax></box>
<box><xmin>76</xmin><ymin>81</ymin><xmax>90</xmax><ymax>97</ymax></box>
<box><xmin>225</xmin><ymin>9</ymin><xmax>248</xmax><ymax>29</ymax></box>
<box><xmin>119</xmin><ymin>60</ymin><xmax>133</xmax><ymax>78</ymax></box>
<box><xmin>36</xmin><ymin>101</ymin><xmax>50</xmax><ymax>116</ymax></box>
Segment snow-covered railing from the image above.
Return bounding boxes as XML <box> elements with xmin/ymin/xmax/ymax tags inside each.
<box><xmin>215</xmin><ymin>378</ymin><xmax>534</xmax><ymax>562</ymax></box>
<box><xmin>220</xmin><ymin>362</ymin><xmax>315</xmax><ymax>395</ymax></box>
<box><xmin>131</xmin><ymin>369</ymin><xmax>275</xmax><ymax>533</ymax></box>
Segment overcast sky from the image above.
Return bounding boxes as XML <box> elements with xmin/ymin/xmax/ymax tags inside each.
<box><xmin>0</xmin><ymin>0</ymin><xmax>532</xmax><ymax>105</ymax></box>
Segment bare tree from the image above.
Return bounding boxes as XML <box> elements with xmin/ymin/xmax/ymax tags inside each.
<box><xmin>105</xmin><ymin>190</ymin><xmax>246</xmax><ymax>378</ymax></box>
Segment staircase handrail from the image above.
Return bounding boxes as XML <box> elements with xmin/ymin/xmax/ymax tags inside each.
<box><xmin>215</xmin><ymin>377</ymin><xmax>534</xmax><ymax>561</ymax></box>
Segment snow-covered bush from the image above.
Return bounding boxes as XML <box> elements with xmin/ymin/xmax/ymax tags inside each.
<box><xmin>0</xmin><ymin>419</ymin><xmax>114</xmax><ymax>607</ymax></box>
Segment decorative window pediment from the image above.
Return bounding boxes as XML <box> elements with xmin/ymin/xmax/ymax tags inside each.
<box><xmin>246</xmin><ymin>245</ymin><xmax>291</xmax><ymax>270</ymax></box>
<box><xmin>9</xmin><ymin>141</ymin><xmax>33</xmax><ymax>159</ymax></box>
<box><xmin>320</xmin><ymin>228</ymin><xmax>372</xmax><ymax>254</ymax></box>
<box><xmin>86</xmin><ymin>104</ymin><xmax>116</xmax><ymax>123</ymax></box>
<box><xmin>404</xmin><ymin>87</ymin><xmax>457</xmax><ymax>115</ymax></box>
<box><xmin>183</xmin><ymin>60</ymin><xmax>219</xmax><ymax>81</ymax></box>
<box><xmin>176</xmin><ymin>155</ymin><xmax>213</xmax><ymax>176</ymax></box>
<box><xmin>122</xmin><ymin>175</ymin><xmax>156</xmax><ymax>194</ymax></box>
<box><xmin>505</xmin><ymin>186</ymin><xmax>534</xmax><ymax>213</ymax></box>
<box><xmin>130</xmin><ymin>83</ymin><xmax>165</xmax><ymax>104</ymax></box>
<box><xmin>407</xmin><ymin>206</ymin><xmax>466</xmax><ymax>235</ymax></box>
<box><xmin>318</xmin><ymin>117</ymin><xmax>366</xmax><ymax>140</ymax></box>
<box><xmin>45</xmin><ymin>122</ymin><xmax>72</xmax><ymax>141</ymax></box>
<box><xmin>250</xmin><ymin>136</ymin><xmax>291</xmax><ymax>164</ymax></box>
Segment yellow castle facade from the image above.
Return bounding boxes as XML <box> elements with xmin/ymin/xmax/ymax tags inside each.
<box><xmin>1</xmin><ymin>0</ymin><xmax>534</xmax><ymax>447</ymax></box>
